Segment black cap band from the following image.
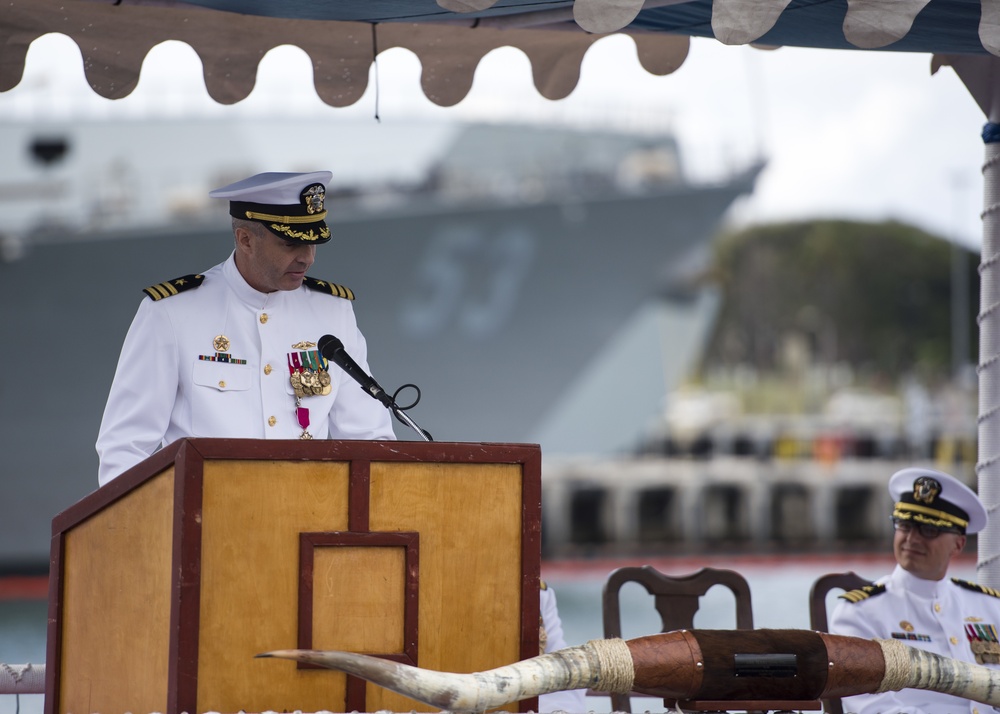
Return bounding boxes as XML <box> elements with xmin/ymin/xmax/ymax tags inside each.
<box><xmin>894</xmin><ymin>486</ymin><xmax>970</xmax><ymax>533</ymax></box>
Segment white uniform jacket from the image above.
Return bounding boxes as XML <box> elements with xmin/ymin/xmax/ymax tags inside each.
<box><xmin>829</xmin><ymin>564</ymin><xmax>1000</xmax><ymax>714</ymax></box>
<box><xmin>538</xmin><ymin>584</ymin><xmax>587</xmax><ymax>713</ymax></box>
<box><xmin>97</xmin><ymin>253</ymin><xmax>395</xmax><ymax>485</ymax></box>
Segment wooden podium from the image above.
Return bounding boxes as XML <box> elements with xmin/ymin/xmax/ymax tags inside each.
<box><xmin>45</xmin><ymin>439</ymin><xmax>541</xmax><ymax>714</ymax></box>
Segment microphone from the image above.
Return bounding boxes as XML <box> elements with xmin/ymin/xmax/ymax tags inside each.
<box><xmin>318</xmin><ymin>334</ymin><xmax>395</xmax><ymax>408</ymax></box>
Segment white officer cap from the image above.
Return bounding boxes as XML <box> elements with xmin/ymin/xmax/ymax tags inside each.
<box><xmin>889</xmin><ymin>467</ymin><xmax>987</xmax><ymax>535</ymax></box>
<box><xmin>210</xmin><ymin>171</ymin><xmax>334</xmax><ymax>244</ymax></box>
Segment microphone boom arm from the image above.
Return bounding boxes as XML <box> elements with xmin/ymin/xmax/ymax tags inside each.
<box><xmin>391</xmin><ymin>406</ymin><xmax>432</xmax><ymax>442</ymax></box>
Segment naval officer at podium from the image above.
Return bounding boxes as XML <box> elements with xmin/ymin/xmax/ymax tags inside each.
<box><xmin>96</xmin><ymin>170</ymin><xmax>586</xmax><ymax>713</ymax></box>
<box><xmin>96</xmin><ymin>171</ymin><xmax>396</xmax><ymax>486</ymax></box>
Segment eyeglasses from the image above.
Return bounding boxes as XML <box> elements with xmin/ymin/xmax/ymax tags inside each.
<box><xmin>892</xmin><ymin>517</ymin><xmax>961</xmax><ymax>539</ymax></box>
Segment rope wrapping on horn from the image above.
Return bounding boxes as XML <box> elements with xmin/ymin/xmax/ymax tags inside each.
<box><xmin>587</xmin><ymin>638</ymin><xmax>634</xmax><ymax>694</ymax></box>
<box><xmin>876</xmin><ymin>637</ymin><xmax>1000</xmax><ymax>705</ymax></box>
<box><xmin>875</xmin><ymin>639</ymin><xmax>912</xmax><ymax>693</ymax></box>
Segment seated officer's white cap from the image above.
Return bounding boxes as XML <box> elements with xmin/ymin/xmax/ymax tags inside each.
<box><xmin>210</xmin><ymin>171</ymin><xmax>333</xmax><ymax>244</ymax></box>
<box><xmin>889</xmin><ymin>467</ymin><xmax>987</xmax><ymax>535</ymax></box>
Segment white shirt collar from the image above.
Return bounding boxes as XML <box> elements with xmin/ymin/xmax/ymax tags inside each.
<box><xmin>222</xmin><ymin>251</ymin><xmax>272</xmax><ymax>309</ymax></box>
<box><xmin>890</xmin><ymin>563</ymin><xmax>946</xmax><ymax>599</ymax></box>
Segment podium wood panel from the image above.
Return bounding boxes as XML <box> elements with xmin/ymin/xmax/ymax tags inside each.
<box><xmin>197</xmin><ymin>460</ymin><xmax>351</xmax><ymax>712</ymax></box>
<box><xmin>313</xmin><ymin>546</ymin><xmax>406</xmax><ymax>653</ymax></box>
<box><xmin>47</xmin><ymin>439</ymin><xmax>541</xmax><ymax>714</ymax></box>
<box><xmin>59</xmin><ymin>470</ymin><xmax>174</xmax><ymax>714</ymax></box>
<box><xmin>368</xmin><ymin>462</ymin><xmax>524</xmax><ymax>712</ymax></box>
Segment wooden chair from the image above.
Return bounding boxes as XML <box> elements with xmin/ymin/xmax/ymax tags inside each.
<box><xmin>808</xmin><ymin>571</ymin><xmax>870</xmax><ymax>714</ymax></box>
<box><xmin>602</xmin><ymin>565</ymin><xmax>754</xmax><ymax>712</ymax></box>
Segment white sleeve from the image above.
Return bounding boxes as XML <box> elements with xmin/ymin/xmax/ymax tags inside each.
<box><xmin>96</xmin><ymin>299</ymin><xmax>178</xmax><ymax>486</ymax></box>
<box><xmin>326</xmin><ymin>313</ymin><xmax>395</xmax><ymax>441</ymax></box>
<box><xmin>829</xmin><ymin>600</ymin><xmax>927</xmax><ymax>714</ymax></box>
<box><xmin>537</xmin><ymin>586</ymin><xmax>587</xmax><ymax>713</ymax></box>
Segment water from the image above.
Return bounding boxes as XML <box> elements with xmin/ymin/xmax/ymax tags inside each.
<box><xmin>0</xmin><ymin>554</ymin><xmax>981</xmax><ymax>714</ymax></box>
<box><xmin>0</xmin><ymin>600</ymin><xmax>46</xmax><ymax>714</ymax></box>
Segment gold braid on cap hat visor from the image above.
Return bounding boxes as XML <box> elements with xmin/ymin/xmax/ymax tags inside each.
<box><xmin>269</xmin><ymin>224</ymin><xmax>332</xmax><ymax>242</ymax></box>
<box><xmin>893</xmin><ymin>502</ymin><xmax>969</xmax><ymax>529</ymax></box>
<box><xmin>244</xmin><ymin>209</ymin><xmax>328</xmax><ymax>223</ymax></box>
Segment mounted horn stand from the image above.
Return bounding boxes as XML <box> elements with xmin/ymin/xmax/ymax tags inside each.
<box><xmin>260</xmin><ymin>628</ymin><xmax>1000</xmax><ymax>713</ymax></box>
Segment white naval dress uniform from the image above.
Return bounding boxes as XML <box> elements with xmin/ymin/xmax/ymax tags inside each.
<box><xmin>538</xmin><ymin>584</ymin><xmax>587</xmax><ymax>713</ymax></box>
<box><xmin>97</xmin><ymin>253</ymin><xmax>395</xmax><ymax>485</ymax></box>
<box><xmin>830</xmin><ymin>564</ymin><xmax>1000</xmax><ymax>714</ymax></box>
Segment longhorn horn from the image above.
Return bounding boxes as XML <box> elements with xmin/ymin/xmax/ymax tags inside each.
<box><xmin>257</xmin><ymin>637</ymin><xmax>631</xmax><ymax>712</ymax></box>
<box><xmin>259</xmin><ymin>629</ymin><xmax>1000</xmax><ymax>712</ymax></box>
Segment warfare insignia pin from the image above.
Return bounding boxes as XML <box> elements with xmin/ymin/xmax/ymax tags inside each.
<box><xmin>900</xmin><ymin>621</ymin><xmax>914</xmax><ymax>632</ymax></box>
<box><xmin>292</xmin><ymin>341</ymin><xmax>316</xmax><ymax>350</ymax></box>
<box><xmin>213</xmin><ymin>335</ymin><xmax>231</xmax><ymax>352</ymax></box>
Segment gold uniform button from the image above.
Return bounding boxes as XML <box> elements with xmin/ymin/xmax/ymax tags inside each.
<box><xmin>259</xmin><ymin>313</ymin><xmax>269</xmax><ymax>324</ymax></box>
<box><xmin>218</xmin><ymin>380</ymin><xmax>226</xmax><ymax>389</ymax></box>
<box><xmin>951</xmin><ymin>636</ymin><xmax>959</xmax><ymax>645</ymax></box>
<box><xmin>264</xmin><ymin>364</ymin><xmax>272</xmax><ymax>375</ymax></box>
<box><xmin>268</xmin><ymin>416</ymin><xmax>277</xmax><ymax>427</ymax></box>
<box><xmin>934</xmin><ymin>603</ymin><xmax>942</xmax><ymax>613</ymax></box>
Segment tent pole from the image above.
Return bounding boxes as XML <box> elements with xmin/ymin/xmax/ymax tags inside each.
<box><xmin>979</xmin><ymin>121</ymin><xmax>1000</xmax><ymax>588</ymax></box>
<box><xmin>938</xmin><ymin>55</ymin><xmax>1000</xmax><ymax>586</ymax></box>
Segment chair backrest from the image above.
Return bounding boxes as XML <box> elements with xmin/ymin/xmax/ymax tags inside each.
<box><xmin>808</xmin><ymin>571</ymin><xmax>870</xmax><ymax>714</ymax></box>
<box><xmin>602</xmin><ymin>565</ymin><xmax>754</xmax><ymax>712</ymax></box>
<box><xmin>809</xmin><ymin>570</ymin><xmax>869</xmax><ymax>632</ymax></box>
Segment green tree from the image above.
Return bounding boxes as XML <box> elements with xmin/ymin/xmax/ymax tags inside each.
<box><xmin>703</xmin><ymin>219</ymin><xmax>979</xmax><ymax>379</ymax></box>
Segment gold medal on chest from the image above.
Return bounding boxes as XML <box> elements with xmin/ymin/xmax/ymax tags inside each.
<box><xmin>288</xmin><ymin>348</ymin><xmax>331</xmax><ymax>398</ymax></box>
<box><xmin>213</xmin><ymin>335</ymin><xmax>230</xmax><ymax>352</ymax></box>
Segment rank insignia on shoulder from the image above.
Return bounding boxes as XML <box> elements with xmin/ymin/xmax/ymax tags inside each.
<box><xmin>143</xmin><ymin>274</ymin><xmax>205</xmax><ymax>301</ymax></box>
<box><xmin>953</xmin><ymin>578</ymin><xmax>1000</xmax><ymax>598</ymax></box>
<box><xmin>304</xmin><ymin>276</ymin><xmax>354</xmax><ymax>300</ymax></box>
<box><xmin>838</xmin><ymin>583</ymin><xmax>886</xmax><ymax>603</ymax></box>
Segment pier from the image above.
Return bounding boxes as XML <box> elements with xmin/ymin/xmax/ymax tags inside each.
<box><xmin>541</xmin><ymin>433</ymin><xmax>977</xmax><ymax>557</ymax></box>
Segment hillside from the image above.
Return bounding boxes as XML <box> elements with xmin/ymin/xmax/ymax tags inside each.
<box><xmin>701</xmin><ymin>219</ymin><xmax>979</xmax><ymax>381</ymax></box>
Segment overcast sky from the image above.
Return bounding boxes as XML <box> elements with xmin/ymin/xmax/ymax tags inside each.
<box><xmin>2</xmin><ymin>30</ymin><xmax>990</xmax><ymax>249</ymax></box>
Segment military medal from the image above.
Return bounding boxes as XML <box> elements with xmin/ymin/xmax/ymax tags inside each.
<box><xmin>287</xmin><ymin>348</ymin><xmax>332</xmax><ymax>398</ymax></box>
<box><xmin>198</xmin><ymin>335</ymin><xmax>246</xmax><ymax>364</ymax></box>
<box><xmin>966</xmin><ymin>623</ymin><xmax>1000</xmax><ymax>664</ymax></box>
<box><xmin>296</xmin><ymin>398</ymin><xmax>313</xmax><ymax>440</ymax></box>
<box><xmin>287</xmin><ymin>345</ymin><xmax>331</xmax><ymax>439</ymax></box>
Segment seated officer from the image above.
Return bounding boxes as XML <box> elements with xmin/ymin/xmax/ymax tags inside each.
<box><xmin>829</xmin><ymin>467</ymin><xmax>1000</xmax><ymax>714</ymax></box>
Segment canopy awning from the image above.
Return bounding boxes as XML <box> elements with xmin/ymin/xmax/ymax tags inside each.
<box><xmin>2</xmin><ymin>0</ymin><xmax>995</xmax><ymax>109</ymax></box>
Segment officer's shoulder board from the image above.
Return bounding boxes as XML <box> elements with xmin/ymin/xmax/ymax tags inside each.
<box><xmin>143</xmin><ymin>274</ymin><xmax>205</xmax><ymax>301</ymax></box>
<box><xmin>952</xmin><ymin>577</ymin><xmax>1000</xmax><ymax>598</ymax></box>
<box><xmin>838</xmin><ymin>583</ymin><xmax>886</xmax><ymax>604</ymax></box>
<box><xmin>304</xmin><ymin>276</ymin><xmax>354</xmax><ymax>300</ymax></box>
